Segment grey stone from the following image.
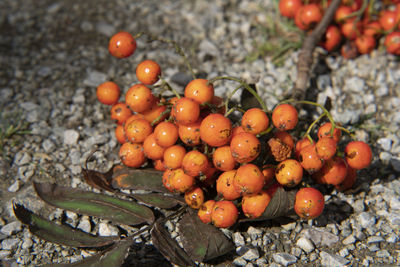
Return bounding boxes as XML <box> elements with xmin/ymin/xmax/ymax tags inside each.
<box><xmin>343</xmin><ymin>77</ymin><xmax>365</xmax><ymax>93</ymax></box>
<box><xmin>242</xmin><ymin>248</ymin><xmax>259</xmax><ymax>261</ymax></box>
<box><xmin>0</xmin><ymin>250</ymin><xmax>11</xmax><ymax>259</ymax></box>
<box><xmin>96</xmin><ymin>22</ymin><xmax>116</xmax><ymax>36</ymax></box>
<box><xmin>353</xmin><ymin>199</ymin><xmax>365</xmax><ymax>213</ymax></box>
<box><xmin>301</xmin><ymin>227</ymin><xmax>339</xmax><ymax>247</ymax></box>
<box><xmin>338</xmin><ymin>248</ymin><xmax>349</xmax><ymax>258</ymax></box>
<box><xmin>63</xmin><ymin>129</ymin><xmax>79</xmax><ymax>145</ymax></box>
<box><xmin>389</xmin><ymin>197</ymin><xmax>400</xmax><ymax>210</ymax></box>
<box><xmin>379</xmin><ymin>152</ymin><xmax>392</xmax><ymax>164</ymax></box>
<box><xmin>1</xmin><ymin>238</ymin><xmax>20</xmax><ymax>250</ymax></box>
<box><xmin>98</xmin><ymin>223</ymin><xmax>119</xmax><ymax>236</ymax></box>
<box><xmin>357</xmin><ymin>212</ymin><xmax>376</xmax><ymax>229</ymax></box>
<box><xmin>376</xmin><ymin>250</ymin><xmax>390</xmax><ymax>258</ymax></box>
<box><xmin>83</xmin><ymin>70</ymin><xmax>107</xmax><ymax>87</ymax></box>
<box><xmin>247</xmin><ymin>226</ymin><xmax>262</xmax><ymax>240</ymax></box>
<box><xmin>390</xmin><ymin>157</ymin><xmax>400</xmax><ymax>172</ymax></box>
<box><xmin>233</xmin><ymin>257</ymin><xmax>247</xmax><ymax>266</ymax></box>
<box><xmin>77</xmin><ymin>217</ymin><xmax>91</xmax><ymax>233</ymax></box>
<box><xmin>69</xmin><ymin>149</ymin><xmax>81</xmax><ymax>165</ymax></box>
<box><xmin>342</xmin><ymin>234</ymin><xmax>356</xmax><ymax>245</ymax></box>
<box><xmin>296</xmin><ymin>237</ymin><xmax>314</xmax><ymax>253</ymax></box>
<box><xmin>233</xmin><ymin>232</ymin><xmax>245</xmax><ymax>247</ymax></box>
<box><xmin>377</xmin><ymin>138</ymin><xmax>392</xmax><ymax>151</ymax></box>
<box><xmin>272</xmin><ymin>252</ymin><xmax>297</xmax><ymax>267</ymax></box>
<box><xmin>14</xmin><ymin>152</ymin><xmax>31</xmax><ymax>166</ymax></box>
<box><xmin>386</xmin><ymin>233</ymin><xmax>399</xmax><ymax>243</ymax></box>
<box><xmin>281</xmin><ymin>222</ymin><xmax>296</xmax><ymax>231</ymax></box>
<box><xmin>367</xmin><ymin>236</ymin><xmax>385</xmax><ymax>243</ymax></box>
<box><xmin>320</xmin><ymin>251</ymin><xmax>350</xmax><ymax>267</ymax></box>
<box><xmin>8</xmin><ymin>180</ymin><xmax>21</xmax><ymax>193</ymax></box>
<box><xmin>22</xmin><ymin>238</ymin><xmax>33</xmax><ymax>249</ymax></box>
<box><xmin>291</xmin><ymin>247</ymin><xmax>302</xmax><ymax>258</ymax></box>
<box><xmin>1</xmin><ymin>221</ymin><xmax>22</xmax><ymax>236</ymax></box>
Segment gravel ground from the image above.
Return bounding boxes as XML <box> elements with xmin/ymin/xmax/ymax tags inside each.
<box><xmin>1</xmin><ymin>0</ymin><xmax>399</xmax><ymax>266</ymax></box>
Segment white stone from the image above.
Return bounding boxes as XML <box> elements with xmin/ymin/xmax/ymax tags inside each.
<box><xmin>272</xmin><ymin>252</ymin><xmax>297</xmax><ymax>267</ymax></box>
<box><xmin>296</xmin><ymin>237</ymin><xmax>314</xmax><ymax>253</ymax></box>
<box><xmin>7</xmin><ymin>180</ymin><xmax>21</xmax><ymax>193</ymax></box>
<box><xmin>63</xmin><ymin>129</ymin><xmax>79</xmax><ymax>145</ymax></box>
<box><xmin>320</xmin><ymin>251</ymin><xmax>349</xmax><ymax>267</ymax></box>
<box><xmin>1</xmin><ymin>221</ymin><xmax>22</xmax><ymax>236</ymax></box>
<box><xmin>98</xmin><ymin>222</ymin><xmax>119</xmax><ymax>236</ymax></box>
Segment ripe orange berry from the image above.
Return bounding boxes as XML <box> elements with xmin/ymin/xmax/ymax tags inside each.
<box><xmin>172</xmin><ymin>97</ymin><xmax>200</xmax><ymax>125</ymax></box>
<box><xmin>119</xmin><ymin>142</ymin><xmax>146</xmax><ymax>168</ymax></box>
<box><xmin>294</xmin><ymin>187</ymin><xmax>325</xmax><ymax>220</ymax></box>
<box><xmin>275</xmin><ymin>159</ymin><xmax>303</xmax><ymax>187</ymax></box>
<box><xmin>262</xmin><ymin>164</ymin><xmax>276</xmax><ymax>185</ymax></box>
<box><xmin>124</xmin><ymin>118</ymin><xmax>152</xmax><ymax>143</ymax></box>
<box><xmin>125</xmin><ymin>114</ymin><xmax>145</xmax><ymax>126</ymax></box>
<box><xmin>97</xmin><ymin>81</ymin><xmax>120</xmax><ymax>105</ymax></box>
<box><xmin>230</xmin><ymin>132</ymin><xmax>261</xmax><ymax>163</ymax></box>
<box><xmin>316</xmin><ymin>137</ymin><xmax>337</xmax><ymax>160</ymax></box>
<box><xmin>115</xmin><ymin>124</ymin><xmax>127</xmax><ymax>144</ymax></box>
<box><xmin>200</xmin><ymin>113</ymin><xmax>232</xmax><ymax>147</ymax></box>
<box><xmin>211</xmin><ymin>200</ymin><xmax>238</xmax><ymax>228</ymax></box>
<box><xmin>241</xmin><ymin>108</ymin><xmax>269</xmax><ymax>135</ymax></box>
<box><xmin>184</xmin><ymin>79</ymin><xmax>214</xmax><ymax>104</ymax></box>
<box><xmin>344</xmin><ymin>141</ymin><xmax>372</xmax><ymax>170</ymax></box>
<box><xmin>136</xmin><ymin>59</ymin><xmax>161</xmax><ymax>85</ymax></box>
<box><xmin>231</xmin><ymin>125</ymin><xmax>247</xmax><ymax>139</ymax></box>
<box><xmin>216</xmin><ymin>170</ymin><xmax>241</xmax><ymax>200</ymax></box>
<box><xmin>299</xmin><ymin>144</ymin><xmax>323</xmax><ymax>173</ymax></box>
<box><xmin>242</xmin><ymin>190</ymin><xmax>272</xmax><ymax>219</ymax></box>
<box><xmin>125</xmin><ymin>84</ymin><xmax>155</xmax><ymax>113</ymax></box>
<box><xmin>162</xmin><ymin>169</ymin><xmax>174</xmax><ymax>192</ymax></box>
<box><xmin>142</xmin><ymin>100</ymin><xmax>168</xmax><ymax>125</ymax></box>
<box><xmin>111</xmin><ymin>102</ymin><xmax>133</xmax><ymax>125</ymax></box>
<box><xmin>182</xmin><ymin>150</ymin><xmax>209</xmax><ymax>177</ymax></box>
<box><xmin>163</xmin><ymin>145</ymin><xmax>186</xmax><ymax>169</ymax></box>
<box><xmin>169</xmin><ymin>168</ymin><xmax>195</xmax><ymax>193</ymax></box>
<box><xmin>213</xmin><ymin>146</ymin><xmax>237</xmax><ymax>171</ymax></box>
<box><xmin>274</xmin><ymin>131</ymin><xmax>295</xmax><ymax>149</ymax></box>
<box><xmin>198</xmin><ymin>200</ymin><xmax>216</xmax><ymax>224</ymax></box>
<box><xmin>178</xmin><ymin>120</ymin><xmax>202</xmax><ymax>146</ymax></box>
<box><xmin>233</xmin><ymin>163</ymin><xmax>265</xmax><ymax>195</ymax></box>
<box><xmin>317</xmin><ymin>122</ymin><xmax>341</xmax><ymax>143</ymax></box>
<box><xmin>108</xmin><ymin>31</ymin><xmax>136</xmax><ymax>58</ymax></box>
<box><xmin>334</xmin><ymin>166</ymin><xmax>357</xmax><ymax>191</ymax></box>
<box><xmin>313</xmin><ymin>156</ymin><xmax>348</xmax><ymax>186</ymax></box>
<box><xmin>154</xmin><ymin>121</ymin><xmax>179</xmax><ymax>148</ymax></box>
<box><xmin>143</xmin><ymin>133</ymin><xmax>165</xmax><ymax>160</ymax></box>
<box><xmin>272</xmin><ymin>104</ymin><xmax>298</xmax><ymax>131</ymax></box>
<box><xmin>153</xmin><ymin>159</ymin><xmax>166</xmax><ymax>171</ymax></box>
<box><xmin>295</xmin><ymin>137</ymin><xmax>313</xmax><ymax>159</ymax></box>
<box><xmin>184</xmin><ymin>187</ymin><xmax>205</xmax><ymax>209</ymax></box>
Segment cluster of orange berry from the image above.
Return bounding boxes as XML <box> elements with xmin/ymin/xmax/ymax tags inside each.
<box><xmin>96</xmin><ymin>31</ymin><xmax>372</xmax><ymax>228</ymax></box>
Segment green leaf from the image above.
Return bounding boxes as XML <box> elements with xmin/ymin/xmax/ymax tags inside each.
<box><xmin>41</xmin><ymin>238</ymin><xmax>133</xmax><ymax>267</ymax></box>
<box><xmin>13</xmin><ymin>203</ymin><xmax>118</xmax><ymax>248</ymax></box>
<box><xmin>132</xmin><ymin>193</ymin><xmax>182</xmax><ymax>209</ymax></box>
<box><xmin>33</xmin><ymin>182</ymin><xmax>154</xmax><ymax>226</ymax></box>
<box><xmin>112</xmin><ymin>167</ymin><xmax>167</xmax><ymax>193</ymax></box>
<box><xmin>178</xmin><ymin>211</ymin><xmax>234</xmax><ymax>262</ymax></box>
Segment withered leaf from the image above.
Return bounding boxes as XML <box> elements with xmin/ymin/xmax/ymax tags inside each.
<box><xmin>151</xmin><ymin>218</ymin><xmax>196</xmax><ymax>267</ymax></box>
<box><xmin>41</xmin><ymin>238</ymin><xmax>133</xmax><ymax>267</ymax></box>
<box><xmin>240</xmin><ymin>187</ymin><xmax>296</xmax><ymax>222</ymax></box>
<box><xmin>13</xmin><ymin>203</ymin><xmax>118</xmax><ymax>248</ymax></box>
<box><xmin>34</xmin><ymin>182</ymin><xmax>154</xmax><ymax>226</ymax></box>
<box><xmin>132</xmin><ymin>193</ymin><xmax>182</xmax><ymax>209</ymax></box>
<box><xmin>111</xmin><ymin>167</ymin><xmax>168</xmax><ymax>193</ymax></box>
<box><xmin>179</xmin><ymin>211</ymin><xmax>234</xmax><ymax>262</ymax></box>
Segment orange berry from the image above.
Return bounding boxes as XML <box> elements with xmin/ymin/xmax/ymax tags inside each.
<box><xmin>213</xmin><ymin>146</ymin><xmax>237</xmax><ymax>171</ymax></box>
<box><xmin>182</xmin><ymin>150</ymin><xmax>209</xmax><ymax>177</ymax></box>
<box><xmin>241</xmin><ymin>108</ymin><xmax>269</xmax><ymax>135</ymax></box>
<box><xmin>344</xmin><ymin>141</ymin><xmax>372</xmax><ymax>170</ymax></box>
<box><xmin>242</xmin><ymin>190</ymin><xmax>272</xmax><ymax>219</ymax></box>
<box><xmin>272</xmin><ymin>104</ymin><xmax>298</xmax><ymax>131</ymax></box>
<box><xmin>313</xmin><ymin>156</ymin><xmax>348</xmax><ymax>185</ymax></box>
<box><xmin>169</xmin><ymin>168</ymin><xmax>195</xmax><ymax>193</ymax></box>
<box><xmin>294</xmin><ymin>187</ymin><xmax>325</xmax><ymax>220</ymax></box>
<box><xmin>97</xmin><ymin>81</ymin><xmax>120</xmax><ymax>105</ymax></box>
<box><xmin>125</xmin><ymin>84</ymin><xmax>155</xmax><ymax>113</ymax></box>
<box><xmin>295</xmin><ymin>137</ymin><xmax>313</xmax><ymax>159</ymax></box>
<box><xmin>178</xmin><ymin>120</ymin><xmax>202</xmax><ymax>146</ymax></box>
<box><xmin>233</xmin><ymin>163</ymin><xmax>265</xmax><ymax>195</ymax></box>
<box><xmin>262</xmin><ymin>164</ymin><xmax>276</xmax><ymax>185</ymax></box>
<box><xmin>198</xmin><ymin>200</ymin><xmax>216</xmax><ymax>224</ymax></box>
<box><xmin>275</xmin><ymin>159</ymin><xmax>303</xmax><ymax>187</ymax></box>
<box><xmin>216</xmin><ymin>170</ymin><xmax>241</xmax><ymax>200</ymax></box>
<box><xmin>184</xmin><ymin>79</ymin><xmax>215</xmax><ymax>104</ymax></box>
<box><xmin>115</xmin><ymin>124</ymin><xmax>127</xmax><ymax>144</ymax></box>
<box><xmin>125</xmin><ymin>114</ymin><xmax>145</xmax><ymax>126</ymax></box>
<box><xmin>110</xmin><ymin>102</ymin><xmax>133</xmax><ymax>125</ymax></box>
<box><xmin>143</xmin><ymin>133</ymin><xmax>165</xmax><ymax>160</ymax></box>
<box><xmin>162</xmin><ymin>169</ymin><xmax>174</xmax><ymax>192</ymax></box>
<box><xmin>108</xmin><ymin>31</ymin><xmax>136</xmax><ymax>58</ymax></box>
<box><xmin>142</xmin><ymin>100</ymin><xmax>168</xmax><ymax>125</ymax></box>
<box><xmin>163</xmin><ymin>145</ymin><xmax>186</xmax><ymax>169</ymax></box>
<box><xmin>136</xmin><ymin>59</ymin><xmax>161</xmax><ymax>85</ymax></box>
<box><xmin>154</xmin><ymin>121</ymin><xmax>179</xmax><ymax>148</ymax></box>
<box><xmin>299</xmin><ymin>144</ymin><xmax>323</xmax><ymax>173</ymax></box>
<box><xmin>172</xmin><ymin>97</ymin><xmax>200</xmax><ymax>126</ymax></box>
<box><xmin>231</xmin><ymin>125</ymin><xmax>247</xmax><ymax>138</ymax></box>
<box><xmin>274</xmin><ymin>131</ymin><xmax>295</xmax><ymax>149</ymax></box>
<box><xmin>317</xmin><ymin>122</ymin><xmax>341</xmax><ymax>143</ymax></box>
<box><xmin>211</xmin><ymin>200</ymin><xmax>238</xmax><ymax>228</ymax></box>
<box><xmin>200</xmin><ymin>113</ymin><xmax>232</xmax><ymax>147</ymax></box>
<box><xmin>334</xmin><ymin>166</ymin><xmax>357</xmax><ymax>191</ymax></box>
<box><xmin>124</xmin><ymin>118</ymin><xmax>152</xmax><ymax>143</ymax></box>
<box><xmin>230</xmin><ymin>132</ymin><xmax>261</xmax><ymax>163</ymax></box>
<box><xmin>119</xmin><ymin>142</ymin><xmax>146</xmax><ymax>168</ymax></box>
<box><xmin>184</xmin><ymin>187</ymin><xmax>205</xmax><ymax>209</ymax></box>
<box><xmin>316</xmin><ymin>137</ymin><xmax>337</xmax><ymax>160</ymax></box>
<box><xmin>153</xmin><ymin>159</ymin><xmax>166</xmax><ymax>171</ymax></box>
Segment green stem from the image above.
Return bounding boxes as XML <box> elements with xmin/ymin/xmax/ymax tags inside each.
<box><xmin>304</xmin><ymin>112</ymin><xmax>326</xmax><ymax>141</ymax></box>
<box><xmin>257</xmin><ymin>126</ymin><xmax>274</xmax><ymax>137</ymax></box>
<box><xmin>209</xmin><ymin>76</ymin><xmax>268</xmax><ymax>112</ymax></box>
<box><xmin>160</xmin><ymin>78</ymin><xmax>181</xmax><ymax>99</ymax></box>
<box><xmin>225</xmin><ymin>107</ymin><xmax>246</xmax><ymax>117</ymax></box>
